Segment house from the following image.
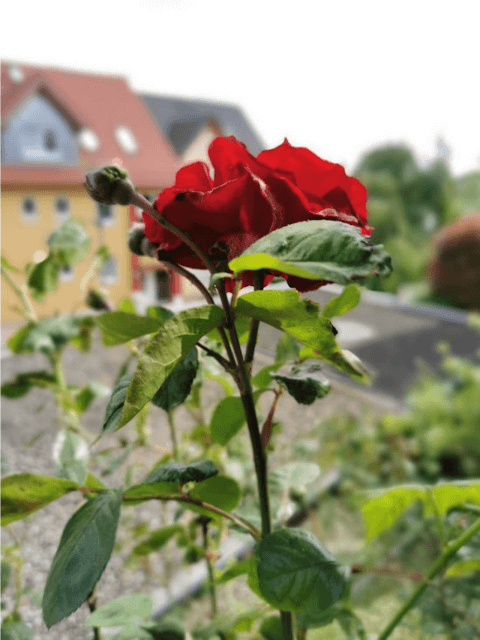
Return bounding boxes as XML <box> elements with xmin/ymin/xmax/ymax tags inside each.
<box><xmin>140</xmin><ymin>94</ymin><xmax>266</xmax><ymax>296</ymax></box>
<box><xmin>1</xmin><ymin>61</ymin><xmax>182</xmax><ymax>321</ymax></box>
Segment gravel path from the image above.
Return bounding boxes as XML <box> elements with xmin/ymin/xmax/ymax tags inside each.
<box><xmin>1</xmin><ymin>335</ymin><xmax>402</xmax><ymax>639</ymax></box>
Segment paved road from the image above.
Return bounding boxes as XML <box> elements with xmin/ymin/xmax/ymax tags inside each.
<box><xmin>256</xmin><ymin>285</ymin><xmax>480</xmax><ymax>400</ymax></box>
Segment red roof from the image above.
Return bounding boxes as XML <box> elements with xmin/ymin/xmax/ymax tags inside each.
<box><xmin>1</xmin><ymin>61</ymin><xmax>181</xmax><ymax>189</ymax></box>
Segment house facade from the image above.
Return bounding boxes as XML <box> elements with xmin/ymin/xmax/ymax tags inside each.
<box><xmin>1</xmin><ymin>61</ymin><xmax>181</xmax><ymax>321</ymax></box>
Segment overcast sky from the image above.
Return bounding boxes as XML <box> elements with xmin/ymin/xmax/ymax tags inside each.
<box><xmin>2</xmin><ymin>0</ymin><xmax>479</xmax><ymax>176</ymax></box>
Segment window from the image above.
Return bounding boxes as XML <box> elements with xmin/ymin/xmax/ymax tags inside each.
<box><xmin>55</xmin><ymin>196</ymin><xmax>71</xmax><ymax>221</ymax></box>
<box><xmin>97</xmin><ymin>203</ymin><xmax>115</xmax><ymax>227</ymax></box>
<box><xmin>115</xmin><ymin>125</ymin><xmax>138</xmax><ymax>154</ymax></box>
<box><xmin>78</xmin><ymin>128</ymin><xmax>100</xmax><ymax>152</ymax></box>
<box><xmin>21</xmin><ymin>196</ymin><xmax>38</xmax><ymax>221</ymax></box>
<box><xmin>101</xmin><ymin>257</ymin><xmax>118</xmax><ymax>286</ymax></box>
<box><xmin>44</xmin><ymin>130</ymin><xmax>58</xmax><ymax>151</ymax></box>
<box><xmin>59</xmin><ymin>265</ymin><xmax>75</xmax><ymax>282</ymax></box>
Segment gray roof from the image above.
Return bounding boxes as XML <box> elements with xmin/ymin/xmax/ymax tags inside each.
<box><xmin>140</xmin><ymin>94</ymin><xmax>266</xmax><ymax>157</ymax></box>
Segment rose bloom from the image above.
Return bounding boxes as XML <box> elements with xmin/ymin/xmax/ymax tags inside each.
<box><xmin>144</xmin><ymin>136</ymin><xmax>371</xmax><ymax>292</ymax></box>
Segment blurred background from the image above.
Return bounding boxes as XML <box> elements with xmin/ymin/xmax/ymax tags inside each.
<box><xmin>2</xmin><ymin>0</ymin><xmax>480</xmax><ymax>318</ymax></box>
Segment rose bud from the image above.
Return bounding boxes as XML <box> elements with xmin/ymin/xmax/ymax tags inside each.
<box><xmin>84</xmin><ymin>165</ymin><xmax>136</xmax><ymax>205</ymax></box>
<box><xmin>128</xmin><ymin>224</ymin><xmax>159</xmax><ymax>257</ymax></box>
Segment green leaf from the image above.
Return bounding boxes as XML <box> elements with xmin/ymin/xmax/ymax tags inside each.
<box><xmin>236</xmin><ymin>290</ymin><xmax>369</xmax><ymax>382</ymax></box>
<box><xmin>229</xmin><ymin>220</ymin><xmax>392</xmax><ymax>284</ymax></box>
<box><xmin>252</xmin><ymin>364</ymin><xmax>282</xmax><ymax>389</ymax></box>
<box><xmin>146</xmin><ymin>306</ymin><xmax>175</xmax><ymax>321</ymax></box>
<box><xmin>298</xmin><ymin>346</ymin><xmax>374</xmax><ymax>385</ymax></box>
<box><xmin>132</xmin><ymin>525</ymin><xmax>183</xmax><ymax>556</ymax></box>
<box><xmin>122</xmin><ymin>482</ymin><xmax>178</xmax><ymax>504</ymax></box>
<box><xmin>102</xmin><ymin>374</ymin><xmax>133</xmax><ymax>434</ymax></box>
<box><xmin>275</xmin><ymin>333</ymin><xmax>300</xmax><ymax>364</ymax></box>
<box><xmin>96</xmin><ymin>312</ymin><xmax>164</xmax><ymax>346</ymax></box>
<box><xmin>7</xmin><ymin>316</ymin><xmax>89</xmax><ymax>355</ymax></box>
<box><xmin>272</xmin><ymin>364</ymin><xmax>330</xmax><ymax>405</ymax></box>
<box><xmin>1</xmin><ymin>256</ymin><xmax>20</xmax><ymax>273</ymax></box>
<box><xmin>361</xmin><ymin>480</ymin><xmax>480</xmax><ymax>542</ymax></box>
<box><xmin>1</xmin><ymin>560</ymin><xmax>11</xmax><ymax>593</ymax></box>
<box><xmin>445</xmin><ymin>559</ymin><xmax>480</xmax><ymax>578</ymax></box>
<box><xmin>269</xmin><ymin>463</ymin><xmax>321</xmax><ymax>494</ymax></box>
<box><xmin>73</xmin><ymin>381</ymin><xmax>109</xmax><ymax>415</ymax></box>
<box><xmin>84</xmin><ymin>593</ymin><xmax>153</xmax><ymax>628</ymax></box>
<box><xmin>1</xmin><ymin>474</ymin><xmax>77</xmax><ymax>525</ymax></box>
<box><xmin>0</xmin><ymin>620</ymin><xmax>34</xmax><ymax>640</ymax></box>
<box><xmin>69</xmin><ymin>316</ymin><xmax>96</xmax><ymax>353</ymax></box>
<box><xmin>142</xmin><ymin>460</ymin><xmax>218</xmax><ymax>486</ymax></box>
<box><xmin>206</xmin><ymin>315</ymin><xmax>251</xmax><ymax>345</ymax></box>
<box><xmin>117</xmin><ymin>297</ymin><xmax>137</xmax><ymax>313</ymax></box>
<box><xmin>209</xmin><ymin>272</ymin><xmax>234</xmax><ymax>291</ymax></box>
<box><xmin>47</xmin><ymin>219</ymin><xmax>91</xmax><ymax>266</ymax></box>
<box><xmin>120</xmin><ymin>305</ymin><xmax>225</xmax><ymax>426</ymax></box>
<box><xmin>27</xmin><ymin>254</ymin><xmax>61</xmax><ymax>300</ymax></box>
<box><xmin>1</xmin><ymin>371</ymin><xmax>56</xmax><ymax>399</ymax></box>
<box><xmin>189</xmin><ymin>476</ymin><xmax>241</xmax><ymax>512</ymax></box>
<box><xmin>254</xmin><ymin>528</ymin><xmax>349</xmax><ymax>613</ymax></box>
<box><xmin>144</xmin><ymin>622</ymin><xmax>185</xmax><ymax>640</ymax></box>
<box><xmin>53</xmin><ymin>431</ymin><xmax>89</xmax><ymax>485</ymax></box>
<box><xmin>210</xmin><ymin>396</ymin><xmax>246</xmax><ymax>446</ymax></box>
<box><xmin>259</xmin><ymin>615</ymin><xmax>283</xmax><ymax>640</ymax></box>
<box><xmin>42</xmin><ymin>490</ymin><xmax>122</xmax><ymax>628</ymax></box>
<box><xmin>322</xmin><ymin>284</ymin><xmax>361</xmax><ymax>319</ymax></box>
<box><xmin>216</xmin><ymin>559</ymin><xmax>250</xmax><ymax>584</ymax></box>
<box><xmin>296</xmin><ymin>603</ymin><xmax>344</xmax><ymax>630</ymax></box>
<box><xmin>151</xmin><ymin>348</ymin><xmax>198</xmax><ymax>412</ymax></box>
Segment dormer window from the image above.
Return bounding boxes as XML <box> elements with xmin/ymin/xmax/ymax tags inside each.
<box><xmin>44</xmin><ymin>130</ymin><xmax>58</xmax><ymax>151</ymax></box>
<box><xmin>115</xmin><ymin>125</ymin><xmax>138</xmax><ymax>154</ymax></box>
<box><xmin>78</xmin><ymin>128</ymin><xmax>100</xmax><ymax>152</ymax></box>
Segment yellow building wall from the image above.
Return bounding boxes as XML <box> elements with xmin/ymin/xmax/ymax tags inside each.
<box><xmin>1</xmin><ymin>185</ymin><xmax>133</xmax><ymax>322</ymax></box>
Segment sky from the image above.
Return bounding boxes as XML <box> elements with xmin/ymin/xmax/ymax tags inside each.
<box><xmin>2</xmin><ymin>0</ymin><xmax>479</xmax><ymax>176</ymax></box>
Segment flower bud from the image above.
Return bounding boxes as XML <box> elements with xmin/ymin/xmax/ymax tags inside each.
<box><xmin>128</xmin><ymin>224</ymin><xmax>159</xmax><ymax>257</ymax></box>
<box><xmin>85</xmin><ymin>289</ymin><xmax>114</xmax><ymax>311</ymax></box>
<box><xmin>84</xmin><ymin>165</ymin><xmax>136</xmax><ymax>205</ymax></box>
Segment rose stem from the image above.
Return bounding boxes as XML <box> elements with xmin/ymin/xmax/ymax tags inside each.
<box><xmin>132</xmin><ymin>193</ymin><xmax>236</xmax><ymax>367</ymax></box>
<box><xmin>378</xmin><ymin>516</ymin><xmax>480</xmax><ymax>640</ymax></box>
<box><xmin>244</xmin><ymin>270</ymin><xmax>264</xmax><ymax>365</ymax></box>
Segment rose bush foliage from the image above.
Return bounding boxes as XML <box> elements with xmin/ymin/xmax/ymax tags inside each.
<box><xmin>144</xmin><ymin>136</ymin><xmax>372</xmax><ymax>291</ymax></box>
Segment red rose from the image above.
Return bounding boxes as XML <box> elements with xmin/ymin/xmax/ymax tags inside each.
<box><xmin>144</xmin><ymin>136</ymin><xmax>371</xmax><ymax>291</ymax></box>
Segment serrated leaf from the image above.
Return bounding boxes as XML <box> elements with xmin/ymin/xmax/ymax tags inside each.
<box><xmin>151</xmin><ymin>348</ymin><xmax>198</xmax><ymax>412</ymax></box>
<box><xmin>47</xmin><ymin>219</ymin><xmax>91</xmax><ymax>266</ymax></box>
<box><xmin>96</xmin><ymin>313</ymin><xmax>164</xmax><ymax>346</ymax></box>
<box><xmin>132</xmin><ymin>525</ymin><xmax>183</xmax><ymax>556</ymax></box>
<box><xmin>102</xmin><ymin>374</ymin><xmax>133</xmax><ymax>434</ymax></box>
<box><xmin>296</xmin><ymin>602</ymin><xmax>344</xmax><ymax>630</ymax></box>
<box><xmin>120</xmin><ymin>305</ymin><xmax>225</xmax><ymax>426</ymax></box>
<box><xmin>42</xmin><ymin>490</ymin><xmax>122</xmax><ymax>628</ymax></box>
<box><xmin>84</xmin><ymin>593</ymin><xmax>153</xmax><ymax>628</ymax></box>
<box><xmin>269</xmin><ymin>463</ymin><xmax>321</xmax><ymax>494</ymax></box>
<box><xmin>189</xmin><ymin>476</ymin><xmax>241</xmax><ymax>512</ymax></box>
<box><xmin>229</xmin><ymin>220</ymin><xmax>392</xmax><ymax>284</ymax></box>
<box><xmin>236</xmin><ymin>290</ymin><xmax>369</xmax><ymax>382</ymax></box>
<box><xmin>322</xmin><ymin>284</ymin><xmax>361</xmax><ymax>319</ymax></box>
<box><xmin>142</xmin><ymin>460</ymin><xmax>218</xmax><ymax>486</ymax></box>
<box><xmin>27</xmin><ymin>254</ymin><xmax>61</xmax><ymax>300</ymax></box>
<box><xmin>361</xmin><ymin>480</ymin><xmax>480</xmax><ymax>542</ymax></box>
<box><xmin>445</xmin><ymin>559</ymin><xmax>480</xmax><ymax>577</ymax></box>
<box><xmin>254</xmin><ymin>528</ymin><xmax>349</xmax><ymax>614</ymax></box>
<box><xmin>1</xmin><ymin>474</ymin><xmax>78</xmax><ymax>525</ymax></box>
<box><xmin>272</xmin><ymin>364</ymin><xmax>330</xmax><ymax>405</ymax></box>
<box><xmin>1</xmin><ymin>371</ymin><xmax>56</xmax><ymax>399</ymax></box>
